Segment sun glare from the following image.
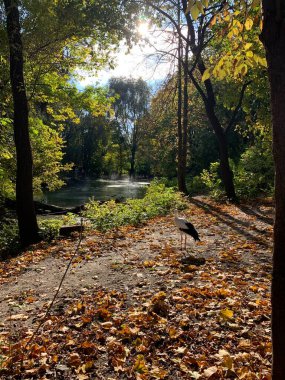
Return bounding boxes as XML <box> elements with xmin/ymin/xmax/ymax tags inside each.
<box><xmin>138</xmin><ymin>21</ymin><xmax>150</xmax><ymax>37</ymax></box>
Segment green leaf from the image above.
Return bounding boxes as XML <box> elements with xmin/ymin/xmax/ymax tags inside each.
<box><xmin>190</xmin><ymin>4</ymin><xmax>200</xmax><ymax>21</ymax></box>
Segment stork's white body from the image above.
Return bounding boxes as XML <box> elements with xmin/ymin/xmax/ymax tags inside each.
<box><xmin>174</xmin><ymin>215</ymin><xmax>189</xmax><ymax>230</ymax></box>
<box><xmin>174</xmin><ymin>210</ymin><xmax>200</xmax><ymax>251</ymax></box>
<box><xmin>174</xmin><ymin>215</ymin><xmax>189</xmax><ymax>250</ymax></box>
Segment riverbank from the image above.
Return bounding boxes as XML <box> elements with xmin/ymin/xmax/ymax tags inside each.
<box><xmin>42</xmin><ymin>177</ymin><xmax>150</xmax><ymax>208</ymax></box>
<box><xmin>0</xmin><ymin>197</ymin><xmax>273</xmax><ymax>379</ymax></box>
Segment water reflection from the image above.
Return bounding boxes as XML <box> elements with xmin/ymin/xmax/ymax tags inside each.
<box><xmin>42</xmin><ymin>178</ymin><xmax>149</xmax><ymax>208</ymax></box>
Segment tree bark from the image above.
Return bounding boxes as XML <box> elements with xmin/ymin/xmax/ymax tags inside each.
<box><xmin>182</xmin><ymin>39</ymin><xmax>189</xmax><ymax>193</ymax></box>
<box><xmin>129</xmin><ymin>123</ymin><xmax>138</xmax><ymax>178</ymax></box>
<box><xmin>4</xmin><ymin>0</ymin><xmax>39</xmax><ymax>247</ymax></box>
<box><xmin>260</xmin><ymin>1</ymin><xmax>285</xmax><ymax>378</ymax></box>
<box><xmin>129</xmin><ymin>144</ymin><xmax>136</xmax><ymax>178</ymax></box>
<box><xmin>204</xmin><ymin>101</ymin><xmax>236</xmax><ymax>201</ymax></box>
<box><xmin>177</xmin><ymin>4</ymin><xmax>187</xmax><ymax>194</ymax></box>
<box><xmin>197</xmin><ymin>60</ymin><xmax>237</xmax><ymax>201</ymax></box>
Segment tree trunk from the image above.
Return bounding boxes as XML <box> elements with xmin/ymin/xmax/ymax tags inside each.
<box><xmin>129</xmin><ymin>124</ymin><xmax>138</xmax><ymax>178</ymax></box>
<box><xmin>4</xmin><ymin>0</ymin><xmax>39</xmax><ymax>247</ymax></box>
<box><xmin>217</xmin><ymin>130</ymin><xmax>236</xmax><ymax>201</ymax></box>
<box><xmin>204</xmin><ymin>100</ymin><xmax>237</xmax><ymax>201</ymax></box>
<box><xmin>129</xmin><ymin>145</ymin><xmax>136</xmax><ymax>178</ymax></box>
<box><xmin>260</xmin><ymin>2</ymin><xmax>285</xmax><ymax>378</ymax></box>
<box><xmin>182</xmin><ymin>40</ymin><xmax>189</xmax><ymax>191</ymax></box>
<box><xmin>198</xmin><ymin>60</ymin><xmax>237</xmax><ymax>201</ymax></box>
<box><xmin>177</xmin><ymin>5</ymin><xmax>187</xmax><ymax>194</ymax></box>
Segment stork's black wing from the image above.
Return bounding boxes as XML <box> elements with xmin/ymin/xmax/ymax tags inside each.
<box><xmin>180</xmin><ymin>221</ymin><xmax>200</xmax><ymax>241</ymax></box>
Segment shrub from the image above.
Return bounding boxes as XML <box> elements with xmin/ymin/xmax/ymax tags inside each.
<box><xmin>234</xmin><ymin>141</ymin><xmax>274</xmax><ymax>198</ymax></box>
<box><xmin>194</xmin><ymin>138</ymin><xmax>273</xmax><ymax>200</ymax></box>
<box><xmin>0</xmin><ymin>219</ymin><xmax>19</xmax><ymax>258</ymax></box>
<box><xmin>38</xmin><ymin>213</ymin><xmax>79</xmax><ymax>241</ymax></box>
<box><xmin>200</xmin><ymin>162</ymin><xmax>224</xmax><ymax>199</ymax></box>
<box><xmin>187</xmin><ymin>175</ymin><xmax>208</xmax><ymax>196</ymax></box>
<box><xmin>83</xmin><ymin>180</ymin><xmax>187</xmax><ymax>232</ymax></box>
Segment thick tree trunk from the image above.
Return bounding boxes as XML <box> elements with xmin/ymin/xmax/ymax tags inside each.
<box><xmin>198</xmin><ymin>59</ymin><xmax>237</xmax><ymax>201</ymax></box>
<box><xmin>217</xmin><ymin>130</ymin><xmax>236</xmax><ymax>201</ymax></box>
<box><xmin>4</xmin><ymin>0</ymin><xmax>39</xmax><ymax>247</ymax></box>
<box><xmin>260</xmin><ymin>2</ymin><xmax>285</xmax><ymax>378</ymax></box>
<box><xmin>204</xmin><ymin>101</ymin><xmax>236</xmax><ymax>201</ymax></box>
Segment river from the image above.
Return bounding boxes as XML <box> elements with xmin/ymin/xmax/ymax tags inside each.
<box><xmin>41</xmin><ymin>178</ymin><xmax>149</xmax><ymax>208</ymax></box>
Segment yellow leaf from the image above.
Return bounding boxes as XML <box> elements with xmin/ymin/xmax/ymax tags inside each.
<box><xmin>1</xmin><ymin>151</ymin><xmax>13</xmax><ymax>159</ymax></box>
<box><xmin>258</xmin><ymin>57</ymin><xmax>267</xmax><ymax>67</ymax></box>
<box><xmin>245</xmin><ymin>18</ymin><xmax>253</xmax><ymax>31</ymax></box>
<box><xmin>244</xmin><ymin>43</ymin><xmax>252</xmax><ymax>50</ymax></box>
<box><xmin>201</xmin><ymin>0</ymin><xmax>209</xmax><ymax>7</ymax></box>
<box><xmin>220</xmin><ymin>308</ymin><xmax>234</xmax><ymax>320</ymax></box>
<box><xmin>133</xmin><ymin>355</ymin><xmax>148</xmax><ymax>374</ymax></box>
<box><xmin>246</xmin><ymin>51</ymin><xmax>254</xmax><ymax>58</ymax></box>
<box><xmin>196</xmin><ymin>1</ymin><xmax>204</xmax><ymax>14</ymax></box>
<box><xmin>217</xmin><ymin>68</ymin><xmax>227</xmax><ymax>80</ymax></box>
<box><xmin>202</xmin><ymin>69</ymin><xmax>211</xmax><ymax>82</ymax></box>
<box><xmin>190</xmin><ymin>4</ymin><xmax>200</xmax><ymax>21</ymax></box>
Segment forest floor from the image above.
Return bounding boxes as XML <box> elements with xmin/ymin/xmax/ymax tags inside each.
<box><xmin>0</xmin><ymin>196</ymin><xmax>273</xmax><ymax>380</ymax></box>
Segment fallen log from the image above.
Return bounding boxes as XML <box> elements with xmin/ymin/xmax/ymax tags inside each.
<box><xmin>59</xmin><ymin>224</ymin><xmax>84</xmax><ymax>236</ymax></box>
<box><xmin>4</xmin><ymin>198</ymin><xmax>85</xmax><ymax>215</ymax></box>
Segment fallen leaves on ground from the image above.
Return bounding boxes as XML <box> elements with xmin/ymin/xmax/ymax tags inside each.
<box><xmin>0</xmin><ymin>197</ymin><xmax>273</xmax><ymax>379</ymax></box>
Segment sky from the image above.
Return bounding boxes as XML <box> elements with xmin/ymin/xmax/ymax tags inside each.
<box><xmin>76</xmin><ymin>26</ymin><xmax>176</xmax><ymax>91</ymax></box>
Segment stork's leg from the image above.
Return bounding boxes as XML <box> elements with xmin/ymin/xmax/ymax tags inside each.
<box><xmin>184</xmin><ymin>235</ymin><xmax>187</xmax><ymax>250</ymax></box>
<box><xmin>180</xmin><ymin>233</ymin><xmax>183</xmax><ymax>250</ymax></box>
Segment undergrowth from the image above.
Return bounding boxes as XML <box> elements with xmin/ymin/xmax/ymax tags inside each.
<box><xmin>83</xmin><ymin>181</ymin><xmax>186</xmax><ymax>232</ymax></box>
<box><xmin>0</xmin><ymin>182</ymin><xmax>186</xmax><ymax>257</ymax></box>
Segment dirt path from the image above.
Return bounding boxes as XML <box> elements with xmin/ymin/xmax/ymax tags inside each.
<box><xmin>0</xmin><ymin>197</ymin><xmax>273</xmax><ymax>379</ymax></box>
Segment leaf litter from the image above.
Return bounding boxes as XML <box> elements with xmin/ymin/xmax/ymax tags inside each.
<box><xmin>0</xmin><ymin>196</ymin><xmax>272</xmax><ymax>379</ymax></box>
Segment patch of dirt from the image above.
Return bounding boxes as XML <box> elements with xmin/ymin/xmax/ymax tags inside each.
<box><xmin>0</xmin><ymin>197</ymin><xmax>273</xmax><ymax>379</ymax></box>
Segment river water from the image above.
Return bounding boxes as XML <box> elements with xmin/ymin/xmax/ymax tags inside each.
<box><xmin>42</xmin><ymin>178</ymin><xmax>149</xmax><ymax>208</ymax></box>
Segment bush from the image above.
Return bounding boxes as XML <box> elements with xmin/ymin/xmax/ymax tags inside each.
<box><xmin>39</xmin><ymin>219</ymin><xmax>64</xmax><ymax>241</ymax></box>
<box><xmin>187</xmin><ymin>175</ymin><xmax>208</xmax><ymax>196</ymax></box>
<box><xmin>193</xmin><ymin>137</ymin><xmax>273</xmax><ymax>200</ymax></box>
<box><xmin>0</xmin><ymin>219</ymin><xmax>19</xmax><ymax>258</ymax></box>
<box><xmin>199</xmin><ymin>162</ymin><xmax>224</xmax><ymax>199</ymax></box>
<box><xmin>234</xmin><ymin>141</ymin><xmax>274</xmax><ymax>198</ymax></box>
<box><xmin>39</xmin><ymin>213</ymin><xmax>79</xmax><ymax>241</ymax></box>
<box><xmin>83</xmin><ymin>180</ymin><xmax>187</xmax><ymax>232</ymax></box>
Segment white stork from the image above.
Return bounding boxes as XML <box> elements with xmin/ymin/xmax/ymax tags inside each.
<box><xmin>174</xmin><ymin>210</ymin><xmax>200</xmax><ymax>250</ymax></box>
